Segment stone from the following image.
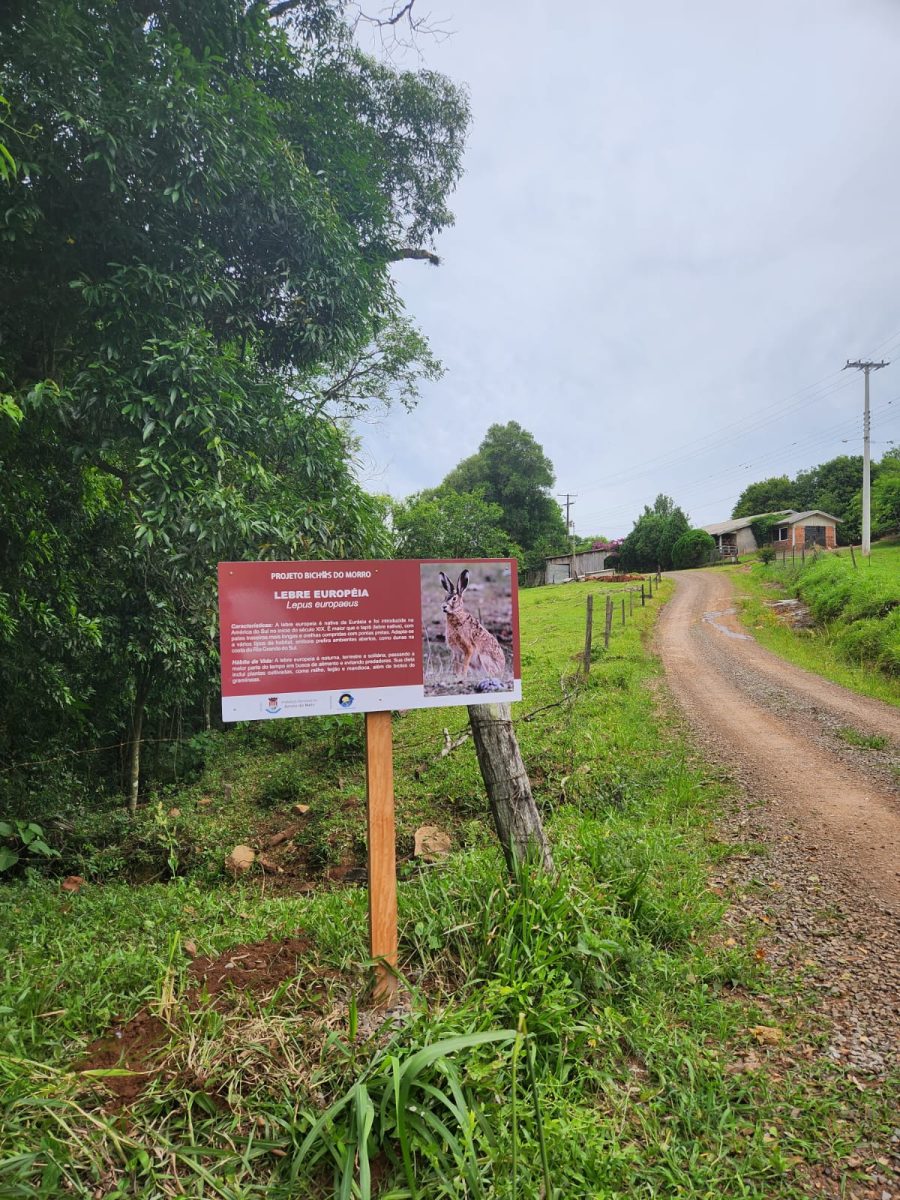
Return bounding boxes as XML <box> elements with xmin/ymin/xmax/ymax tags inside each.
<box><xmin>225</xmin><ymin>845</ymin><xmax>256</xmax><ymax>876</ymax></box>
<box><xmin>413</xmin><ymin>825</ymin><xmax>452</xmax><ymax>862</ymax></box>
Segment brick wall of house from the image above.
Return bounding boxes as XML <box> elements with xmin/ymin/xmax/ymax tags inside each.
<box><xmin>786</xmin><ymin>522</ymin><xmax>837</xmax><ymax>550</ymax></box>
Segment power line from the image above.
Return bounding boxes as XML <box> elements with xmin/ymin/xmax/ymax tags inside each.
<box><xmin>575</xmin><ymin>372</ymin><xmax>858</xmax><ymax>497</ymax></box>
<box><xmin>575</xmin><ymin>399</ymin><xmax>900</xmax><ymax>530</ymax></box>
<box><xmin>575</xmin><ymin>324</ymin><xmax>900</xmax><ymax>501</ymax></box>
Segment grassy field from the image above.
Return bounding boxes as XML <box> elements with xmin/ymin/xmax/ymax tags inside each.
<box><xmin>730</xmin><ymin>540</ymin><xmax>900</xmax><ymax>707</ymax></box>
<box><xmin>1</xmin><ymin>579</ymin><xmax>896</xmax><ymax>1198</ymax></box>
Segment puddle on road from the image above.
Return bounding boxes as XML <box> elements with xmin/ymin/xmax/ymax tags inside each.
<box><xmin>702</xmin><ymin>608</ymin><xmax>752</xmax><ymax>640</ymax></box>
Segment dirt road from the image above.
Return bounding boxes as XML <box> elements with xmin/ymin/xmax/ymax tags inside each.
<box><xmin>657</xmin><ymin>569</ymin><xmax>900</xmax><ymax>906</ymax></box>
<box><xmin>658</xmin><ymin>568</ymin><xmax>900</xmax><ymax>1085</ymax></box>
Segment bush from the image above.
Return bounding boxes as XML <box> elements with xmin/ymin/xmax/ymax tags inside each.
<box><xmin>786</xmin><ymin>552</ymin><xmax>900</xmax><ymax>676</ymax></box>
<box><xmin>671</xmin><ymin>529</ymin><xmax>716</xmax><ymax>569</ymax></box>
<box><xmin>834</xmin><ymin>608</ymin><xmax>900</xmax><ymax>675</ymax></box>
<box><xmin>758</xmin><ymin>545</ymin><xmax>776</xmax><ymax>564</ymax></box>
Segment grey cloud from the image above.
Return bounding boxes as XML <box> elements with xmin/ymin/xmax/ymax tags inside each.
<box><xmin>358</xmin><ymin>0</ymin><xmax>900</xmax><ymax>535</ymax></box>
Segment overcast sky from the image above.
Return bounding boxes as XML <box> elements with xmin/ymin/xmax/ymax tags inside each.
<box><xmin>356</xmin><ymin>0</ymin><xmax>900</xmax><ymax>538</ymax></box>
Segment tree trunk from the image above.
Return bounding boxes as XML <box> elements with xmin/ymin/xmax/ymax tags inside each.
<box><xmin>467</xmin><ymin>703</ymin><xmax>553</xmax><ymax>874</ymax></box>
<box><xmin>127</xmin><ymin>671</ymin><xmax>151</xmax><ymax>817</ymax></box>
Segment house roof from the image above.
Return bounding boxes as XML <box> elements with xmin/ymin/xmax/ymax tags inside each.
<box><xmin>701</xmin><ymin>511</ymin><xmax>794</xmax><ymax>536</ymax></box>
<box><xmin>773</xmin><ymin>510</ymin><xmax>842</xmax><ymax>525</ymax></box>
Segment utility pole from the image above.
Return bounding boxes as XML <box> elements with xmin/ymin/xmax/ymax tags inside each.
<box><xmin>557</xmin><ymin>493</ymin><xmax>577</xmax><ymax>540</ymax></box>
<box><xmin>558</xmin><ymin>492</ymin><xmax>578</xmax><ymax>581</ymax></box>
<box><xmin>843</xmin><ymin>359</ymin><xmax>889</xmax><ymax>556</ymax></box>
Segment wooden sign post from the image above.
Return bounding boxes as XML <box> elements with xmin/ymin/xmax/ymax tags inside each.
<box><xmin>217</xmin><ymin>557</ymin><xmax>523</xmax><ymax>1012</ymax></box>
<box><xmin>365</xmin><ymin>710</ymin><xmax>398</xmax><ymax>1006</ymax></box>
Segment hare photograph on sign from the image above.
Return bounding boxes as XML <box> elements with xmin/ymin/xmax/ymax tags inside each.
<box><xmin>421</xmin><ymin>562</ymin><xmax>516</xmax><ymax>698</ymax></box>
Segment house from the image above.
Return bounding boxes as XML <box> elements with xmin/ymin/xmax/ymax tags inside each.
<box><xmin>701</xmin><ymin>510</ymin><xmax>840</xmax><ymax>558</ymax></box>
<box><xmin>770</xmin><ymin>510</ymin><xmax>840</xmax><ymax>550</ymax></box>
<box><xmin>701</xmin><ymin>513</ymin><xmax>788</xmax><ymax>558</ymax></box>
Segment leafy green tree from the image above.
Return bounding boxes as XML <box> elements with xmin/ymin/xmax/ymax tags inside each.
<box><xmin>441</xmin><ymin>422</ymin><xmax>568</xmax><ymax>568</ymax></box>
<box><xmin>671</xmin><ymin>529</ymin><xmax>716</xmax><ymax>569</ymax></box>
<box><xmin>872</xmin><ymin>449</ymin><xmax>900</xmax><ymax>536</ymax></box>
<box><xmin>0</xmin><ymin>0</ymin><xmax>469</xmax><ymax>807</ymax></box>
<box><xmin>732</xmin><ymin>476</ymin><xmax>796</xmax><ymax>519</ymax></box>
<box><xmin>392</xmin><ymin>488</ymin><xmax>520</xmax><ymax>560</ymax></box>
<box><xmin>620</xmin><ymin>495</ymin><xmax>690</xmax><ymax>571</ymax></box>
<box><xmin>793</xmin><ymin>455</ymin><xmax>865</xmax><ymax>541</ymax></box>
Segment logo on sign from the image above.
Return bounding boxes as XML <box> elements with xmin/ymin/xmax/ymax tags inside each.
<box><xmin>265</xmin><ymin>696</ymin><xmax>282</xmax><ymax>715</ymax></box>
<box><xmin>338</xmin><ymin>693</ymin><xmax>354</xmax><ymax>708</ymax></box>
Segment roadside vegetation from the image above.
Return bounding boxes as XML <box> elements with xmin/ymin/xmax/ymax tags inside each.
<box><xmin>731</xmin><ymin>540</ymin><xmax>900</xmax><ymax>706</ymax></box>
<box><xmin>2</xmin><ymin>582</ymin><xmax>897</xmax><ymax>1198</ymax></box>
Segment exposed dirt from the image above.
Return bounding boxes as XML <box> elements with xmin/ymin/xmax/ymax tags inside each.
<box><xmin>658</xmin><ymin>570</ymin><xmax>900</xmax><ymax>906</ymax></box>
<box><xmin>74</xmin><ymin>1010</ymin><xmax>169</xmax><ymax>1105</ymax></box>
<box><xmin>188</xmin><ymin>935</ymin><xmax>314</xmax><ymax>998</ymax></box>
<box><xmin>658</xmin><ymin>570</ymin><xmax>900</xmax><ymax>1196</ymax></box>
<box><xmin>76</xmin><ymin>934</ymin><xmax>333</xmax><ymax>1106</ymax></box>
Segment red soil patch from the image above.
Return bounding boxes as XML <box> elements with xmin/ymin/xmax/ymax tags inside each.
<box><xmin>187</xmin><ymin>935</ymin><xmax>312</xmax><ymax>997</ymax></box>
<box><xmin>76</xmin><ymin>934</ymin><xmax>331</xmax><ymax>1107</ymax></box>
<box><xmin>75</xmin><ymin>1010</ymin><xmax>169</xmax><ymax>1105</ymax></box>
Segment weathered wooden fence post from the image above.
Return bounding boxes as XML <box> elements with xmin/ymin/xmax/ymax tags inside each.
<box><xmin>629</xmin><ymin>588</ymin><xmax>634</xmax><ymax>615</ymax></box>
<box><xmin>641</xmin><ymin>583</ymin><xmax>645</xmax><ymax>607</ymax></box>
<box><xmin>468</xmin><ymin>703</ymin><xmax>554</xmax><ymax>873</ymax></box>
<box><xmin>621</xmin><ymin>596</ymin><xmax>625</xmax><ymax>626</ymax></box>
<box><xmin>604</xmin><ymin>594</ymin><xmax>613</xmax><ymax>648</ymax></box>
<box><xmin>648</xmin><ymin>576</ymin><xmax>653</xmax><ymax>599</ymax></box>
<box><xmin>850</xmin><ymin>544</ymin><xmax>858</xmax><ymax>570</ymax></box>
<box><xmin>582</xmin><ymin>594</ymin><xmax>593</xmax><ymax>675</ymax></box>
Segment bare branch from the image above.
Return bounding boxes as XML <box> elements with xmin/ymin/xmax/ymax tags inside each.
<box><xmin>365</xmin><ymin>0</ymin><xmax>416</xmax><ymax>27</ymax></box>
<box><xmin>266</xmin><ymin>0</ymin><xmax>306</xmax><ymax>17</ymax></box>
<box><xmin>389</xmin><ymin>247</ymin><xmax>441</xmax><ymax>266</ymax></box>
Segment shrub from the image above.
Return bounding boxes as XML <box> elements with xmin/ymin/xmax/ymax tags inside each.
<box><xmin>671</xmin><ymin>529</ymin><xmax>716</xmax><ymax>569</ymax></box>
<box><xmin>758</xmin><ymin>545</ymin><xmax>776</xmax><ymax>564</ymax></box>
<box><xmin>749</xmin><ymin>513</ymin><xmax>785</xmax><ymax>547</ymax></box>
<box><xmin>834</xmin><ymin>608</ymin><xmax>900</xmax><ymax>674</ymax></box>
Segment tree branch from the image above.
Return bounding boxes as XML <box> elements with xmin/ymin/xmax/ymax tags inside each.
<box><xmin>389</xmin><ymin>247</ymin><xmax>441</xmax><ymax>266</ymax></box>
<box><xmin>366</xmin><ymin>1</ymin><xmax>415</xmax><ymax>27</ymax></box>
<box><xmin>266</xmin><ymin>0</ymin><xmax>306</xmax><ymax>17</ymax></box>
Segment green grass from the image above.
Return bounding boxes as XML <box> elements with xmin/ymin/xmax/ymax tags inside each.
<box><xmin>1</xmin><ymin>580</ymin><xmax>897</xmax><ymax>1198</ymax></box>
<box><xmin>730</xmin><ymin>540</ymin><xmax>900</xmax><ymax>707</ymax></box>
<box><xmin>837</xmin><ymin>726</ymin><xmax>889</xmax><ymax>751</ymax></box>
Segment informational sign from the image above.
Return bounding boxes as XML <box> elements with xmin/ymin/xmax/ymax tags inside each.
<box><xmin>218</xmin><ymin>558</ymin><xmax>521</xmax><ymax>721</ymax></box>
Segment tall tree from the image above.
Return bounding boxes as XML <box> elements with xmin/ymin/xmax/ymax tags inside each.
<box><xmin>441</xmin><ymin>422</ymin><xmax>568</xmax><ymax>568</ymax></box>
<box><xmin>793</xmin><ymin>455</ymin><xmax>864</xmax><ymax>521</ymax></box>
<box><xmin>392</xmin><ymin>488</ymin><xmax>520</xmax><ymax>560</ymax></box>
<box><xmin>0</xmin><ymin>0</ymin><xmax>469</xmax><ymax>803</ymax></box>
<box><xmin>620</xmin><ymin>494</ymin><xmax>690</xmax><ymax>571</ymax></box>
<box><xmin>872</xmin><ymin>448</ymin><xmax>900</xmax><ymax>537</ymax></box>
<box><xmin>732</xmin><ymin>476</ymin><xmax>796</xmax><ymax>518</ymax></box>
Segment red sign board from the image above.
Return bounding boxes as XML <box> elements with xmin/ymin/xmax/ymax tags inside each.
<box><xmin>218</xmin><ymin>559</ymin><xmax>520</xmax><ymax>720</ymax></box>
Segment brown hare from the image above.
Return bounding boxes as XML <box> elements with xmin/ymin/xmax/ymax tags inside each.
<box><xmin>439</xmin><ymin>570</ymin><xmax>507</xmax><ymax>682</ymax></box>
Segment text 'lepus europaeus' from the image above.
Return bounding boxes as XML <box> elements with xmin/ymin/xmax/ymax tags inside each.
<box><xmin>439</xmin><ymin>570</ymin><xmax>506</xmax><ymax>681</ymax></box>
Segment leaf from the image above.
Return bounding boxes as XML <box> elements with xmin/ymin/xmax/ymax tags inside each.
<box><xmin>28</xmin><ymin>839</ymin><xmax>58</xmax><ymax>858</ymax></box>
<box><xmin>0</xmin><ymin>848</ymin><xmax>20</xmax><ymax>872</ymax></box>
<box><xmin>749</xmin><ymin>1025</ymin><xmax>783</xmax><ymax>1045</ymax></box>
